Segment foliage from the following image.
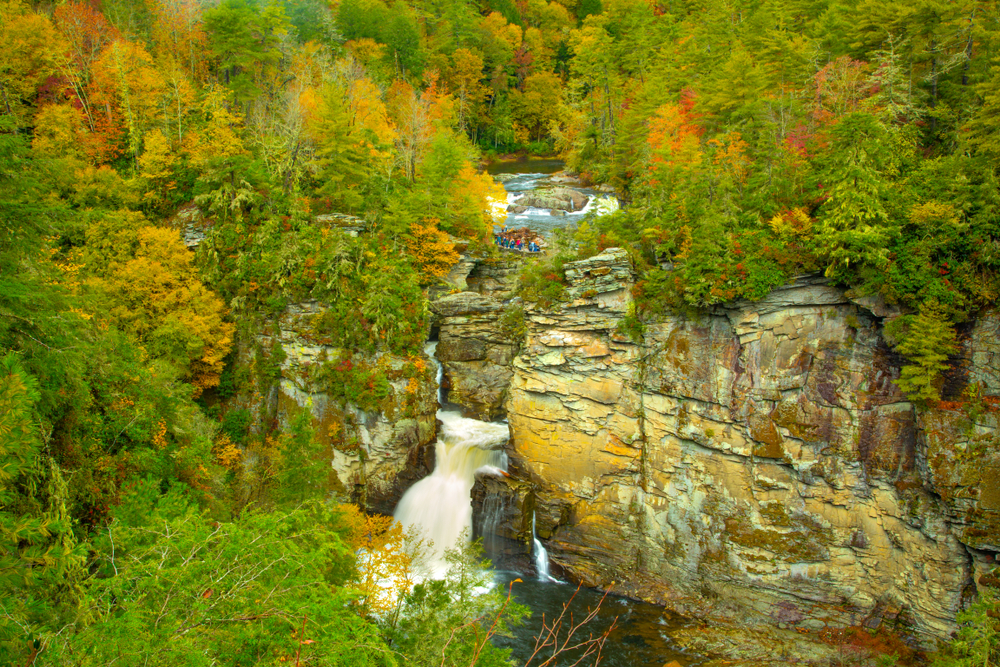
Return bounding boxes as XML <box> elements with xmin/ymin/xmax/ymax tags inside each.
<box><xmin>931</xmin><ymin>574</ymin><xmax>1000</xmax><ymax>667</ymax></box>
<box><xmin>42</xmin><ymin>488</ymin><xmax>394</xmax><ymax>666</ymax></box>
<box><xmin>314</xmin><ymin>355</ymin><xmax>393</xmax><ymax>413</ymax></box>
<box><xmin>386</xmin><ymin>540</ymin><xmax>527</xmax><ymax>667</ymax></box>
<box><xmin>201</xmin><ymin>222</ymin><xmax>428</xmax><ymax>356</ymax></box>
<box><xmin>84</xmin><ymin>214</ymin><xmax>234</xmax><ymax>394</ymax></box>
<box><xmin>404</xmin><ymin>219</ymin><xmax>461</xmax><ymax>282</ymax></box>
<box><xmin>0</xmin><ymin>354</ymin><xmax>87</xmax><ymax>664</ymax></box>
<box><xmin>339</xmin><ymin>504</ymin><xmax>421</xmax><ymax>623</ymax></box>
<box><xmin>3</xmin><ymin>0</ymin><xmax>1000</xmax><ymax>659</ymax></box>
<box><xmin>517</xmin><ymin>234</ymin><xmax>578</xmax><ymax>307</ymax></box>
<box><xmin>885</xmin><ymin>300</ymin><xmax>958</xmax><ymax>405</ymax></box>
<box><xmin>497</xmin><ymin>302</ymin><xmax>527</xmax><ymax>349</ymax></box>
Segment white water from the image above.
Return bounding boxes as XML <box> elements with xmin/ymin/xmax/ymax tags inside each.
<box><xmin>532</xmin><ymin>511</ymin><xmax>555</xmax><ymax>582</ymax></box>
<box><xmin>393</xmin><ymin>343</ymin><xmax>509</xmax><ymax>577</ymax></box>
<box><xmin>489</xmin><ymin>172</ymin><xmax>620</xmax><ymax>236</ymax></box>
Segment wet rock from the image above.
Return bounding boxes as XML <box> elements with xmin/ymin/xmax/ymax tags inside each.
<box><xmin>431</xmin><ymin>292</ymin><xmax>516</xmax><ymax>419</ymax></box>
<box><xmin>472</xmin><ymin>475</ymin><xmax>532</xmax><ymax>567</ymax></box>
<box><xmin>550</xmin><ymin>171</ymin><xmax>582</xmax><ymax>186</ymax></box>
<box><xmin>517</xmin><ymin>186</ymin><xmax>589</xmax><ymax>212</ymax></box>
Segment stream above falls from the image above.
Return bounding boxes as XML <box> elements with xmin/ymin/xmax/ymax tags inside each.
<box><xmin>487</xmin><ymin>157</ymin><xmax>619</xmax><ymax>237</ymax></box>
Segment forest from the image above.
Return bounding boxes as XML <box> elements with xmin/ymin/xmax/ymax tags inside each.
<box><xmin>1</xmin><ymin>0</ymin><xmax>999</xmax><ymax>663</ymax></box>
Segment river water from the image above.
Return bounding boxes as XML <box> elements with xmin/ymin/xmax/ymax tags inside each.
<box><xmin>486</xmin><ymin>158</ymin><xmax>619</xmax><ymax>237</ymax></box>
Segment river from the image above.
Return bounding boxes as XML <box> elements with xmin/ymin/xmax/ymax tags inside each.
<box><xmin>487</xmin><ymin>158</ymin><xmax>619</xmax><ymax>237</ymax></box>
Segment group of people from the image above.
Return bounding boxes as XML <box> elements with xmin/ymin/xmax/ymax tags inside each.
<box><xmin>495</xmin><ymin>226</ymin><xmax>543</xmax><ymax>253</ymax></box>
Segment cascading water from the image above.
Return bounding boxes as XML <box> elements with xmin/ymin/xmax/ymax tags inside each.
<box><xmin>427</xmin><ymin>340</ymin><xmax>445</xmax><ymax>405</ymax></box>
<box><xmin>531</xmin><ymin>512</ymin><xmax>554</xmax><ymax>582</ymax></box>
<box><xmin>393</xmin><ymin>343</ymin><xmax>508</xmax><ymax>577</ymax></box>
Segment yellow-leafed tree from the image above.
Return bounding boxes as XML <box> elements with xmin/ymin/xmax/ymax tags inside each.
<box><xmin>85</xmin><ymin>214</ymin><xmax>233</xmax><ymax>394</ymax></box>
<box><xmin>340</xmin><ymin>504</ymin><xmax>420</xmax><ymax>622</ymax></box>
<box><xmin>405</xmin><ymin>218</ymin><xmax>461</xmax><ymax>282</ymax></box>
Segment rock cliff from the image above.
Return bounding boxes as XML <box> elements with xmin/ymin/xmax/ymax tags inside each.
<box><xmin>491</xmin><ymin>248</ymin><xmax>999</xmax><ymax>646</ymax></box>
<box><xmin>241</xmin><ymin>301</ymin><xmax>439</xmax><ymax>514</ymax></box>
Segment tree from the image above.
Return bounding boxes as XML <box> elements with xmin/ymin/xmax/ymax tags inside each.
<box><xmin>887</xmin><ymin>299</ymin><xmax>958</xmax><ymax>404</ymax></box>
<box><xmin>203</xmin><ymin>0</ymin><xmax>291</xmax><ymax>104</ymax></box>
<box><xmin>42</xmin><ymin>490</ymin><xmax>394</xmax><ymax>666</ymax></box>
<box><xmin>511</xmin><ymin>70</ymin><xmax>563</xmax><ymax>142</ymax></box>
<box><xmin>385</xmin><ymin>540</ymin><xmax>526</xmax><ymax>667</ymax></box>
<box><xmin>446</xmin><ymin>48</ymin><xmax>488</xmax><ymax>135</ymax></box>
<box><xmin>307</xmin><ymin>82</ymin><xmax>376</xmax><ymax>213</ymax></box>
<box><xmin>931</xmin><ymin>576</ymin><xmax>999</xmax><ymax>667</ymax></box>
<box><xmin>89</xmin><ymin>40</ymin><xmax>166</xmax><ymax>164</ymax></box>
<box><xmin>404</xmin><ymin>219</ymin><xmax>461</xmax><ymax>281</ymax></box>
<box><xmin>138</xmin><ymin>128</ymin><xmax>180</xmax><ymax>212</ymax></box>
<box><xmin>85</xmin><ymin>214</ymin><xmax>234</xmax><ymax>394</ymax></box>
<box><xmin>384</xmin><ymin>2</ymin><xmax>424</xmax><ymax>78</ymax></box>
<box><xmin>813</xmin><ymin>112</ymin><xmax>906</xmax><ymax>280</ymax></box>
<box><xmin>0</xmin><ymin>3</ymin><xmax>66</xmax><ymax>128</ymax></box>
<box><xmin>0</xmin><ymin>354</ymin><xmax>87</xmax><ymax>664</ymax></box>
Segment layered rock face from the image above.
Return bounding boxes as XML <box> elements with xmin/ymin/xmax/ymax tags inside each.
<box><xmin>432</xmin><ymin>292</ymin><xmax>518</xmax><ymax>420</ymax></box>
<box><xmin>245</xmin><ymin>301</ymin><xmax>438</xmax><ymax>514</ymax></box>
<box><xmin>502</xmin><ymin>248</ymin><xmax>999</xmax><ymax>644</ymax></box>
<box><xmin>430</xmin><ymin>257</ymin><xmax>523</xmax><ymax>419</ymax></box>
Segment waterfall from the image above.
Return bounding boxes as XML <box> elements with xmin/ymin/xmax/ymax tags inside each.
<box><xmin>532</xmin><ymin>511</ymin><xmax>554</xmax><ymax>582</ymax></box>
<box><xmin>477</xmin><ymin>488</ymin><xmax>510</xmax><ymax>560</ymax></box>
<box><xmin>425</xmin><ymin>340</ymin><xmax>445</xmax><ymax>405</ymax></box>
<box><xmin>393</xmin><ymin>343</ymin><xmax>508</xmax><ymax>577</ymax></box>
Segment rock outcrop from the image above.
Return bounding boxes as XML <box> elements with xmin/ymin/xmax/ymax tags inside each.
<box><xmin>498</xmin><ymin>247</ymin><xmax>998</xmax><ymax>646</ymax></box>
<box><xmin>516</xmin><ymin>186</ymin><xmax>589</xmax><ymax>212</ymax></box>
<box><xmin>242</xmin><ymin>300</ymin><xmax>438</xmax><ymax>514</ymax></box>
<box><xmin>432</xmin><ymin>292</ymin><xmax>518</xmax><ymax>420</ymax></box>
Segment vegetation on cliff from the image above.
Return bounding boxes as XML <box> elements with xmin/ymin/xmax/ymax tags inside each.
<box><xmin>2</xmin><ymin>0</ymin><xmax>1000</xmax><ymax>662</ymax></box>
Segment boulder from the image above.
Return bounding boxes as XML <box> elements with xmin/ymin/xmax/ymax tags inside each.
<box><xmin>517</xmin><ymin>186</ymin><xmax>589</xmax><ymax>212</ymax></box>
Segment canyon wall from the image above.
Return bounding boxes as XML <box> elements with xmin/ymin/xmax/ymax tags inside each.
<box><xmin>242</xmin><ymin>301</ymin><xmax>439</xmax><ymax>514</ymax></box>
<box><xmin>451</xmin><ymin>248</ymin><xmax>998</xmax><ymax>645</ymax></box>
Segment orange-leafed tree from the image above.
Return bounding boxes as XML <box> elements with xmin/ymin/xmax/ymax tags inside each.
<box><xmin>149</xmin><ymin>0</ymin><xmax>209</xmax><ymax>80</ymax></box>
<box><xmin>644</xmin><ymin>94</ymin><xmax>704</xmax><ymax>189</ymax></box>
<box><xmin>52</xmin><ymin>1</ymin><xmax>120</xmax><ymax>134</ymax></box>
<box><xmin>89</xmin><ymin>39</ymin><xmax>166</xmax><ymax>164</ymax></box>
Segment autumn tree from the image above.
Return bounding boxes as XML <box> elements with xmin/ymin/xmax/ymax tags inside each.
<box><xmin>85</xmin><ymin>213</ymin><xmax>234</xmax><ymax>394</ymax></box>
<box><xmin>0</xmin><ymin>2</ymin><xmax>66</xmax><ymax>127</ymax></box>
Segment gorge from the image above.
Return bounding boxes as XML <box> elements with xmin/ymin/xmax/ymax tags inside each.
<box><xmin>8</xmin><ymin>1</ymin><xmax>1000</xmax><ymax>663</ymax></box>
<box><xmin>253</xmin><ymin>165</ymin><xmax>999</xmax><ymax>664</ymax></box>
